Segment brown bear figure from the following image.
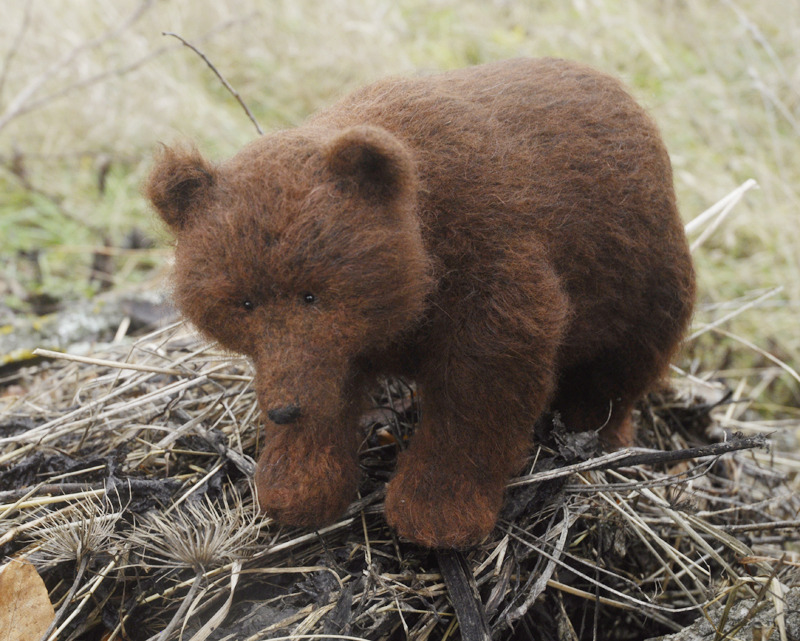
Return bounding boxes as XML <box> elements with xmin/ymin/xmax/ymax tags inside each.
<box><xmin>146</xmin><ymin>58</ymin><xmax>695</xmax><ymax>549</ymax></box>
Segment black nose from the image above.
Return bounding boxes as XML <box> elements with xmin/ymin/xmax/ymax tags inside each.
<box><xmin>267</xmin><ymin>404</ymin><xmax>301</xmax><ymax>425</ymax></box>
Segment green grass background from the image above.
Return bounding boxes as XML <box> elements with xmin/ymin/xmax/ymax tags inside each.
<box><xmin>1</xmin><ymin>0</ymin><xmax>798</xmax><ymax>411</ymax></box>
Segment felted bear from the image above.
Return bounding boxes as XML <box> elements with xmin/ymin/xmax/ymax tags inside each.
<box><xmin>146</xmin><ymin>58</ymin><xmax>695</xmax><ymax>549</ymax></box>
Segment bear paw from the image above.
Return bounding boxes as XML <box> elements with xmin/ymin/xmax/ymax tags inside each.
<box><xmin>384</xmin><ymin>459</ymin><xmax>503</xmax><ymax>548</ymax></box>
<box><xmin>255</xmin><ymin>441</ymin><xmax>359</xmax><ymax>527</ymax></box>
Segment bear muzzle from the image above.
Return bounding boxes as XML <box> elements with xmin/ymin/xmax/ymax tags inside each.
<box><xmin>266</xmin><ymin>403</ymin><xmax>302</xmax><ymax>425</ymax></box>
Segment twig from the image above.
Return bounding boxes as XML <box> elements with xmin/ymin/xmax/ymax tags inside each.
<box><xmin>592</xmin><ymin>434</ymin><xmax>769</xmax><ymax>470</ymax></box>
<box><xmin>502</xmin><ymin>503</ymin><xmax>573</xmax><ymax>629</ymax></box>
<box><xmin>507</xmin><ymin>449</ymin><xmax>632</xmax><ymax>487</ymax></box>
<box><xmin>32</xmin><ymin>347</ymin><xmax>251</xmax><ymax>382</ymax></box>
<box><xmin>437</xmin><ymin>550</ymin><xmax>491</xmax><ymax>641</ymax></box>
<box><xmin>508</xmin><ymin>435</ymin><xmax>767</xmax><ymax>489</ymax></box>
<box><xmin>706</xmin><ymin>327</ymin><xmax>800</xmax><ymax>387</ymax></box>
<box><xmin>146</xmin><ymin>572</ymin><xmax>205</xmax><ymax>641</ymax></box>
<box><xmin>163</xmin><ymin>31</ymin><xmax>264</xmax><ymax>136</ymax></box>
<box><xmin>722</xmin><ymin>519</ymin><xmax>800</xmax><ymax>534</ymax></box>
<box><xmin>687</xmin><ymin>286</ymin><xmax>783</xmax><ymax>341</ymax></box>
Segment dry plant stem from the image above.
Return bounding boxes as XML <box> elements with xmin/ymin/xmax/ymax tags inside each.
<box><xmin>724</xmin><ymin>519</ymin><xmax>800</xmax><ymax>533</ymax></box>
<box><xmin>184</xmin><ymin>561</ymin><xmax>242</xmax><ymax>641</ymax></box>
<box><xmin>709</xmin><ymin>327</ymin><xmax>800</xmax><ymax>387</ymax></box>
<box><xmin>594</xmin><ymin>434</ymin><xmax>768</xmax><ymax>470</ymax></box>
<box><xmin>688</xmin><ymin>286</ymin><xmax>783</xmax><ymax>341</ymax></box>
<box><xmin>146</xmin><ymin>572</ymin><xmax>205</xmax><ymax>641</ymax></box>
<box><xmin>39</xmin><ymin>554</ymin><xmax>90</xmax><ymax>641</ymax></box>
<box><xmin>687</xmin><ymin>179</ymin><xmax>759</xmax><ymax>252</ymax></box>
<box><xmin>32</xmin><ymin>347</ymin><xmax>251</xmax><ymax>381</ymax></box>
<box><xmin>546</xmin><ymin>579</ymin><xmax>636</xmax><ymax>611</ymax></box>
<box><xmin>45</xmin><ymin>557</ymin><xmax>119</xmax><ymax>641</ymax></box>
<box><xmin>0</xmin><ymin>488</ymin><xmax>106</xmax><ymax>513</ymax></box>
<box><xmin>501</xmin><ymin>503</ymin><xmax>573</xmax><ymax>630</ymax></box>
<box><xmin>163</xmin><ymin>31</ymin><xmax>264</xmax><ymax>135</ymax></box>
<box><xmin>683</xmin><ymin>179</ymin><xmax>758</xmax><ymax>236</ymax></box>
<box><xmin>33</xmin><ymin>348</ymin><xmax>186</xmax><ymax>377</ymax></box>
<box><xmin>508</xmin><ymin>434</ymin><xmax>767</xmax><ymax>489</ymax></box>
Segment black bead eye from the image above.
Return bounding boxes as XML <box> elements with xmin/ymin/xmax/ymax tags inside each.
<box><xmin>302</xmin><ymin>292</ymin><xmax>317</xmax><ymax>305</ymax></box>
<box><xmin>242</xmin><ymin>299</ymin><xmax>255</xmax><ymax>311</ymax></box>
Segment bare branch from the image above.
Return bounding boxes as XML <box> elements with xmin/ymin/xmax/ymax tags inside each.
<box><xmin>592</xmin><ymin>433</ymin><xmax>769</xmax><ymax>470</ymax></box>
<box><xmin>437</xmin><ymin>549</ymin><xmax>492</xmax><ymax>641</ymax></box>
<box><xmin>163</xmin><ymin>31</ymin><xmax>264</xmax><ymax>136</ymax></box>
<box><xmin>509</xmin><ymin>434</ymin><xmax>769</xmax><ymax>488</ymax></box>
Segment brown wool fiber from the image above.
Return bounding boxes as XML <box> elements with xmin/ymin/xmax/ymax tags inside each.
<box><xmin>146</xmin><ymin>58</ymin><xmax>695</xmax><ymax>548</ymax></box>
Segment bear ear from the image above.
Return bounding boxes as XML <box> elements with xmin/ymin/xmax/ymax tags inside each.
<box><xmin>324</xmin><ymin>126</ymin><xmax>416</xmax><ymax>204</ymax></box>
<box><xmin>145</xmin><ymin>145</ymin><xmax>215</xmax><ymax>231</ymax></box>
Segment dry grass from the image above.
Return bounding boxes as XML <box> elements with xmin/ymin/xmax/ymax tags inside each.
<box><xmin>0</xmin><ymin>297</ymin><xmax>798</xmax><ymax>639</ymax></box>
<box><xmin>1</xmin><ymin>193</ymin><xmax>799</xmax><ymax>638</ymax></box>
<box><xmin>1</xmin><ymin>1</ymin><xmax>799</xmax><ymax>639</ymax></box>
<box><xmin>0</xmin><ymin>0</ymin><xmax>798</xmax><ymax>380</ymax></box>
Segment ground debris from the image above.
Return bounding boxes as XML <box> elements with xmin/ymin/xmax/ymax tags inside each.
<box><xmin>645</xmin><ymin>585</ymin><xmax>800</xmax><ymax>641</ymax></box>
<box><xmin>0</xmin><ymin>323</ymin><xmax>798</xmax><ymax>640</ymax></box>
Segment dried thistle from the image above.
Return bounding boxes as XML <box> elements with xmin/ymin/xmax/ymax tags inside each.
<box><xmin>130</xmin><ymin>487</ymin><xmax>260</xmax><ymax>572</ymax></box>
<box><xmin>27</xmin><ymin>494</ymin><xmax>122</xmax><ymax>567</ymax></box>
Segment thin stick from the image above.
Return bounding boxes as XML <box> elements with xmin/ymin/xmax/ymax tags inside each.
<box><xmin>32</xmin><ymin>348</ymin><xmax>251</xmax><ymax>381</ymax></box>
<box><xmin>437</xmin><ymin>550</ymin><xmax>491</xmax><ymax>641</ymax></box>
<box><xmin>508</xmin><ymin>434</ymin><xmax>766</xmax><ymax>489</ymax></box>
<box><xmin>684</xmin><ymin>179</ymin><xmax>758</xmax><ymax>236</ymax></box>
<box><xmin>591</xmin><ymin>433</ymin><xmax>769</xmax><ymax>470</ymax></box>
<box><xmin>687</xmin><ymin>286</ymin><xmax>783</xmax><ymax>341</ymax></box>
<box><xmin>723</xmin><ymin>520</ymin><xmax>800</xmax><ymax>534</ymax></box>
<box><xmin>163</xmin><ymin>31</ymin><xmax>264</xmax><ymax>135</ymax></box>
<box><xmin>709</xmin><ymin>327</ymin><xmax>800</xmax><ymax>387</ymax></box>
<box><xmin>147</xmin><ymin>572</ymin><xmax>205</xmax><ymax>641</ymax></box>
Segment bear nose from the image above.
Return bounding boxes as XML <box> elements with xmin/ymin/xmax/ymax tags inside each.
<box><xmin>266</xmin><ymin>404</ymin><xmax>301</xmax><ymax>425</ymax></box>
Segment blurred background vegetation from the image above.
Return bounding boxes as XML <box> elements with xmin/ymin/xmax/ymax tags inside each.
<box><xmin>0</xmin><ymin>0</ymin><xmax>798</xmax><ymax>413</ymax></box>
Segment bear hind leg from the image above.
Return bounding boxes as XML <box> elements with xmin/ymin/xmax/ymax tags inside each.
<box><xmin>551</xmin><ymin>349</ymin><xmax>666</xmax><ymax>447</ymax></box>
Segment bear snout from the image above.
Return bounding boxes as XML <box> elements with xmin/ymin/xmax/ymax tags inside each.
<box><xmin>266</xmin><ymin>404</ymin><xmax>302</xmax><ymax>425</ymax></box>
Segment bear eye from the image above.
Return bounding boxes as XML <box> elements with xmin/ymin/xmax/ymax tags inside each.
<box><xmin>242</xmin><ymin>299</ymin><xmax>255</xmax><ymax>311</ymax></box>
<box><xmin>301</xmin><ymin>292</ymin><xmax>317</xmax><ymax>305</ymax></box>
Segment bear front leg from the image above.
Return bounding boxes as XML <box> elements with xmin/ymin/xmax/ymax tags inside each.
<box><xmin>385</xmin><ymin>252</ymin><xmax>568</xmax><ymax>548</ymax></box>
<box><xmin>255</xmin><ymin>415</ymin><xmax>361</xmax><ymax>527</ymax></box>
<box><xmin>385</xmin><ymin>342</ymin><xmax>562</xmax><ymax>548</ymax></box>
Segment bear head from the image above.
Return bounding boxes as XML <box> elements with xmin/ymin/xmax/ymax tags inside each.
<box><xmin>146</xmin><ymin>126</ymin><xmax>432</xmax><ymax>425</ymax></box>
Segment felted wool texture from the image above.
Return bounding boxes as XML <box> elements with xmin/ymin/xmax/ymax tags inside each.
<box><xmin>146</xmin><ymin>58</ymin><xmax>695</xmax><ymax>548</ymax></box>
